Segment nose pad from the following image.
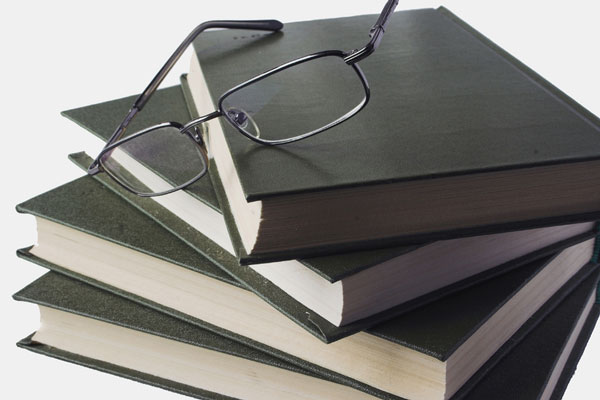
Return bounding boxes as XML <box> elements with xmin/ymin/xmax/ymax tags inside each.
<box><xmin>188</xmin><ymin>126</ymin><xmax>204</xmax><ymax>145</ymax></box>
<box><xmin>226</xmin><ymin>107</ymin><xmax>261</xmax><ymax>138</ymax></box>
<box><xmin>227</xmin><ymin>108</ymin><xmax>249</xmax><ymax>129</ymax></box>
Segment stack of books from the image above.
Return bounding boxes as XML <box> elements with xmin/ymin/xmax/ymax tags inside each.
<box><xmin>14</xmin><ymin>7</ymin><xmax>600</xmax><ymax>400</ymax></box>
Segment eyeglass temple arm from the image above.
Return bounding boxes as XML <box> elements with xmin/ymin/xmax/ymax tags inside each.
<box><xmin>99</xmin><ymin>20</ymin><xmax>283</xmax><ymax>151</ymax></box>
<box><xmin>344</xmin><ymin>0</ymin><xmax>398</xmax><ymax>64</ymax></box>
<box><xmin>134</xmin><ymin>19</ymin><xmax>283</xmax><ymax>113</ymax></box>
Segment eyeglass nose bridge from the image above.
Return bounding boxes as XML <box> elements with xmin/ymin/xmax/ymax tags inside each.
<box><xmin>181</xmin><ymin>110</ymin><xmax>222</xmax><ymax>144</ymax></box>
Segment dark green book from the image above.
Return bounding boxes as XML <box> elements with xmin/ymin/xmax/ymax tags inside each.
<box><xmin>15</xmin><ymin>173</ymin><xmax>600</xmax><ymax>399</ymax></box>
<box><xmin>64</xmin><ymin>9</ymin><xmax>600</xmax><ymax>264</ymax></box>
<box><xmin>14</xmin><ymin>265</ymin><xmax>600</xmax><ymax>399</ymax></box>
<box><xmin>63</xmin><ymin>83</ymin><xmax>597</xmax><ymax>332</ymax></box>
<box><xmin>181</xmin><ymin>7</ymin><xmax>600</xmax><ymax>261</ymax></box>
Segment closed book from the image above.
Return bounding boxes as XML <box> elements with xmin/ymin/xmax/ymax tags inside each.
<box><xmin>14</xmin><ymin>264</ymin><xmax>600</xmax><ymax>399</ymax></box>
<box><xmin>64</xmin><ymin>8</ymin><xmax>600</xmax><ymax>263</ymax></box>
<box><xmin>181</xmin><ymin>7</ymin><xmax>600</xmax><ymax>261</ymax></box>
<box><xmin>64</xmin><ymin>83</ymin><xmax>596</xmax><ymax>331</ymax></box>
<box><xmin>14</xmin><ymin>175</ymin><xmax>600</xmax><ymax>399</ymax></box>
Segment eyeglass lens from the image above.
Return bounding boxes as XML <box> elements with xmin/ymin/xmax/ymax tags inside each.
<box><xmin>220</xmin><ymin>54</ymin><xmax>367</xmax><ymax>143</ymax></box>
<box><xmin>99</xmin><ymin>125</ymin><xmax>208</xmax><ymax>195</ymax></box>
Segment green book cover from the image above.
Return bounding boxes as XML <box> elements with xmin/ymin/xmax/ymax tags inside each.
<box><xmin>182</xmin><ymin>6</ymin><xmax>600</xmax><ymax>261</ymax></box>
<box><xmin>17</xmin><ymin>168</ymin><xmax>599</xmax><ymax>339</ymax></box>
<box><xmin>64</xmin><ymin>9</ymin><xmax>600</xmax><ymax>264</ymax></box>
<box><xmin>63</xmin><ymin>82</ymin><xmax>598</xmax><ymax>336</ymax></box>
<box><xmin>194</xmin><ymin>7</ymin><xmax>600</xmax><ymax>200</ymax></box>
<box><xmin>14</xmin><ymin>172</ymin><xmax>600</xmax><ymax>398</ymax></box>
<box><xmin>14</xmin><ymin>266</ymin><xmax>600</xmax><ymax>399</ymax></box>
<box><xmin>62</xmin><ymin>86</ymin><xmax>420</xmax><ymax>281</ymax></box>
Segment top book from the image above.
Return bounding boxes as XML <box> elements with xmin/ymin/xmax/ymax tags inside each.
<box><xmin>176</xmin><ymin>8</ymin><xmax>600</xmax><ymax>260</ymax></box>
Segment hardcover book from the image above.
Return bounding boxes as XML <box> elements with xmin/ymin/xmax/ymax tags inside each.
<box><xmin>65</xmin><ymin>9</ymin><xmax>600</xmax><ymax>263</ymax></box>
<box><xmin>15</xmin><ymin>175</ymin><xmax>600</xmax><ymax>399</ymax></box>
<box><xmin>14</xmin><ymin>4</ymin><xmax>600</xmax><ymax>400</ymax></box>
<box><xmin>14</xmin><ymin>266</ymin><xmax>600</xmax><ymax>399</ymax></box>
<box><xmin>183</xmin><ymin>7</ymin><xmax>600</xmax><ymax>261</ymax></box>
<box><xmin>64</xmin><ymin>83</ymin><xmax>596</xmax><ymax>332</ymax></box>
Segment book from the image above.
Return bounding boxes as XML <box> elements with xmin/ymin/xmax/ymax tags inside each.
<box><xmin>20</xmin><ymin>155</ymin><xmax>599</xmax><ymax>339</ymax></box>
<box><xmin>14</xmin><ymin>273</ymin><xmax>373</xmax><ymax>400</ymax></box>
<box><xmin>14</xmin><ymin>264</ymin><xmax>600</xmax><ymax>399</ymax></box>
<box><xmin>64</xmin><ymin>83</ymin><xmax>596</xmax><ymax>331</ymax></box>
<box><xmin>180</xmin><ymin>7</ymin><xmax>600</xmax><ymax>261</ymax></box>
<box><xmin>64</xmin><ymin>8</ymin><xmax>600</xmax><ymax>263</ymax></box>
<box><xmin>11</xmin><ymin>3</ymin><xmax>600</xmax><ymax>400</ymax></box>
<box><xmin>15</xmin><ymin>175</ymin><xmax>600</xmax><ymax>399</ymax></box>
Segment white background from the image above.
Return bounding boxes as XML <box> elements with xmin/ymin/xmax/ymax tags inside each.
<box><xmin>1</xmin><ymin>1</ymin><xmax>599</xmax><ymax>398</ymax></box>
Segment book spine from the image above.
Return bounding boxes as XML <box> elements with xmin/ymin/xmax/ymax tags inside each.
<box><xmin>593</xmin><ymin>223</ymin><xmax>600</xmax><ymax>303</ymax></box>
<box><xmin>590</xmin><ymin>221</ymin><xmax>600</xmax><ymax>304</ymax></box>
<box><xmin>592</xmin><ymin>223</ymin><xmax>600</xmax><ymax>265</ymax></box>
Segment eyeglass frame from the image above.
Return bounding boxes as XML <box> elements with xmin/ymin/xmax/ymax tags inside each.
<box><xmin>88</xmin><ymin>0</ymin><xmax>399</xmax><ymax>196</ymax></box>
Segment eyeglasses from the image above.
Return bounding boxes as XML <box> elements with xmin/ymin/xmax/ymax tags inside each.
<box><xmin>88</xmin><ymin>0</ymin><xmax>399</xmax><ymax>197</ymax></box>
